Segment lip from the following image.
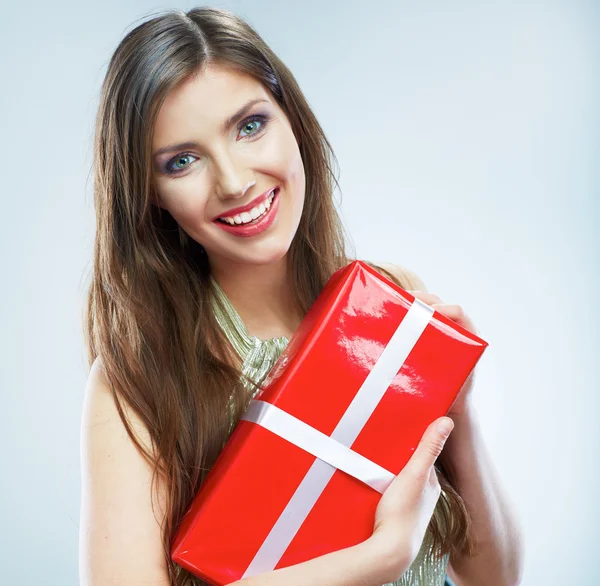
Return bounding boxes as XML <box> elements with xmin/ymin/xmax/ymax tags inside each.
<box><xmin>211</xmin><ymin>186</ymin><xmax>279</xmax><ymax>222</ymax></box>
<box><xmin>214</xmin><ymin>187</ymin><xmax>280</xmax><ymax>238</ymax></box>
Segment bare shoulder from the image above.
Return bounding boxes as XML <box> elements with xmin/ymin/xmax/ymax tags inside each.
<box><xmin>82</xmin><ymin>357</ymin><xmax>154</xmax><ymax>453</ymax></box>
<box><xmin>368</xmin><ymin>261</ymin><xmax>429</xmax><ymax>293</ymax></box>
<box><xmin>80</xmin><ymin>356</ymin><xmax>170</xmax><ymax>585</ymax></box>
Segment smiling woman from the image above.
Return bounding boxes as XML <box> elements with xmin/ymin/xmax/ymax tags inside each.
<box><xmin>150</xmin><ymin>65</ymin><xmax>305</xmax><ymax>268</ymax></box>
<box><xmin>80</xmin><ymin>6</ymin><xmax>477</xmax><ymax>586</ymax></box>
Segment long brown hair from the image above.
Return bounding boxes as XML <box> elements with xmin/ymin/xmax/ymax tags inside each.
<box><xmin>82</xmin><ymin>6</ymin><xmax>475</xmax><ymax>584</ymax></box>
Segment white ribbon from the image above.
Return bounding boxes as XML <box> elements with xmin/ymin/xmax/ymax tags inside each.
<box><xmin>242</xmin><ymin>400</ymin><xmax>396</xmax><ymax>493</ymax></box>
<box><xmin>240</xmin><ymin>296</ymin><xmax>435</xmax><ymax>577</ymax></box>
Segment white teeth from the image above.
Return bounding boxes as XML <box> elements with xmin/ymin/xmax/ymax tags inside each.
<box><xmin>219</xmin><ymin>188</ymin><xmax>277</xmax><ymax>225</ymax></box>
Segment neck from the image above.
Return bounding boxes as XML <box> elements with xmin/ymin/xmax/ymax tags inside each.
<box><xmin>208</xmin><ymin>254</ymin><xmax>303</xmax><ymax>340</ymax></box>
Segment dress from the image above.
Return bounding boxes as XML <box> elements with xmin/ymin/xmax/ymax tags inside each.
<box><xmin>209</xmin><ymin>275</ymin><xmax>451</xmax><ymax>586</ymax></box>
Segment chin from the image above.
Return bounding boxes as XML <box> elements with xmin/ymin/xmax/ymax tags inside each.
<box><xmin>206</xmin><ymin>240</ymin><xmax>294</xmax><ymax>267</ymax></box>
<box><xmin>241</xmin><ymin>245</ymin><xmax>291</xmax><ymax>266</ymax></box>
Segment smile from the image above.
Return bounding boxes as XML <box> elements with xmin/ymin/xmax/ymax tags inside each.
<box><xmin>217</xmin><ymin>188</ymin><xmax>276</xmax><ymax>225</ymax></box>
<box><xmin>213</xmin><ymin>188</ymin><xmax>280</xmax><ymax>238</ymax></box>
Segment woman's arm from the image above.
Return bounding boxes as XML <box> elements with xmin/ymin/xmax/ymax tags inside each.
<box><xmin>80</xmin><ymin>359</ymin><xmax>406</xmax><ymax>586</ymax></box>
<box><xmin>376</xmin><ymin>262</ymin><xmax>525</xmax><ymax>586</ymax></box>
<box><xmin>79</xmin><ymin>359</ymin><xmax>171</xmax><ymax>585</ymax></box>
<box><xmin>228</xmin><ymin>533</ymin><xmax>401</xmax><ymax>586</ymax></box>
<box><xmin>440</xmin><ymin>404</ymin><xmax>525</xmax><ymax>586</ymax></box>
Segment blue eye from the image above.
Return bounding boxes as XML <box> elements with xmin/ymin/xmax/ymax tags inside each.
<box><xmin>165</xmin><ymin>153</ymin><xmax>198</xmax><ymax>175</ymax></box>
<box><xmin>238</xmin><ymin>114</ymin><xmax>267</xmax><ymax>138</ymax></box>
<box><xmin>163</xmin><ymin>113</ymin><xmax>270</xmax><ymax>177</ymax></box>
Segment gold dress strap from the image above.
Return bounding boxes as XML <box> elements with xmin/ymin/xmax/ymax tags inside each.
<box><xmin>210</xmin><ymin>274</ymin><xmax>289</xmax><ymax>397</ymax></box>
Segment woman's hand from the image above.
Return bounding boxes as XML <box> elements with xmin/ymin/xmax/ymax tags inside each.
<box><xmin>407</xmin><ymin>290</ymin><xmax>480</xmax><ymax>417</ymax></box>
<box><xmin>368</xmin><ymin>416</ymin><xmax>455</xmax><ymax>583</ymax></box>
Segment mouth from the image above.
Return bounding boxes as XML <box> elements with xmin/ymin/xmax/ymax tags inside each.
<box><xmin>212</xmin><ymin>185</ymin><xmax>278</xmax><ymax>223</ymax></box>
<box><xmin>215</xmin><ymin>186</ymin><xmax>277</xmax><ymax>226</ymax></box>
<box><xmin>213</xmin><ymin>187</ymin><xmax>280</xmax><ymax>237</ymax></box>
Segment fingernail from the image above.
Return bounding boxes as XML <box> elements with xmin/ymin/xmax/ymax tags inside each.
<box><xmin>438</xmin><ymin>418</ymin><xmax>454</xmax><ymax>436</ymax></box>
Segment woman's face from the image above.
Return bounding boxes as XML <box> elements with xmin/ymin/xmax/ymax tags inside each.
<box><xmin>151</xmin><ymin>64</ymin><xmax>306</xmax><ymax>270</ymax></box>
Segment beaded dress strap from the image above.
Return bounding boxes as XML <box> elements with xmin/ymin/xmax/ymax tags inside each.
<box><xmin>209</xmin><ymin>274</ymin><xmax>289</xmax><ymax>395</ymax></box>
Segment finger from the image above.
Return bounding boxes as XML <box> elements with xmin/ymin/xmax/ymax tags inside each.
<box><xmin>406</xmin><ymin>291</ymin><xmax>444</xmax><ymax>304</ymax></box>
<box><xmin>405</xmin><ymin>418</ymin><xmax>454</xmax><ymax>482</ymax></box>
<box><xmin>431</xmin><ymin>304</ymin><xmax>476</xmax><ymax>333</ymax></box>
<box><xmin>428</xmin><ymin>466</ymin><xmax>438</xmax><ymax>484</ymax></box>
<box><xmin>431</xmin><ymin>304</ymin><xmax>465</xmax><ymax>319</ymax></box>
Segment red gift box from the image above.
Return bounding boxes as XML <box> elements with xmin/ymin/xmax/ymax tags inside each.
<box><xmin>171</xmin><ymin>260</ymin><xmax>489</xmax><ymax>585</ymax></box>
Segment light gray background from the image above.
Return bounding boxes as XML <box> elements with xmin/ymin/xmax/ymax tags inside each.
<box><xmin>1</xmin><ymin>1</ymin><xmax>597</xmax><ymax>584</ymax></box>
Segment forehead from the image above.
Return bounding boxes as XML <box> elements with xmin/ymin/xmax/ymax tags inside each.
<box><xmin>152</xmin><ymin>65</ymin><xmax>271</xmax><ymax>145</ymax></box>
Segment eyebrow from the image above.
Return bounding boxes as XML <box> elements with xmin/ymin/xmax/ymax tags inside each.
<box><xmin>152</xmin><ymin>98</ymin><xmax>270</xmax><ymax>160</ymax></box>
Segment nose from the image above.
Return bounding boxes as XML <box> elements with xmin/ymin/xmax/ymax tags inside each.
<box><xmin>213</xmin><ymin>150</ymin><xmax>256</xmax><ymax>201</ymax></box>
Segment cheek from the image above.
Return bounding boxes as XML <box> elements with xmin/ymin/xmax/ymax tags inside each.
<box><xmin>291</xmin><ymin>151</ymin><xmax>305</xmax><ymax>191</ymax></box>
<box><xmin>288</xmin><ymin>148</ymin><xmax>306</xmax><ymax>206</ymax></box>
<box><xmin>262</xmin><ymin>126</ymin><xmax>304</xmax><ymax>181</ymax></box>
<box><xmin>273</xmin><ymin>132</ymin><xmax>304</xmax><ymax>189</ymax></box>
<box><xmin>159</xmin><ymin>184</ymin><xmax>209</xmax><ymax>226</ymax></box>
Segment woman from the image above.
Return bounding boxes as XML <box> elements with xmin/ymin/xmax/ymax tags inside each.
<box><xmin>80</xmin><ymin>6</ymin><xmax>522</xmax><ymax>586</ymax></box>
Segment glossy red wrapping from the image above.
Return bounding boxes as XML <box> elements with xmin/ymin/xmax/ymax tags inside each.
<box><xmin>171</xmin><ymin>260</ymin><xmax>489</xmax><ymax>584</ymax></box>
